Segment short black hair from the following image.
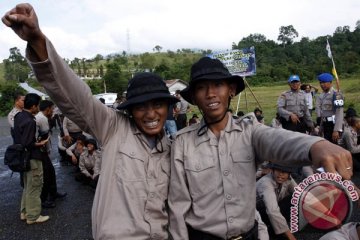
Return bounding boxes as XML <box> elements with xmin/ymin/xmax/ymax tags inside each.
<box><xmin>13</xmin><ymin>92</ymin><xmax>24</xmax><ymax>102</ymax></box>
<box><xmin>39</xmin><ymin>100</ymin><xmax>54</xmax><ymax>111</ymax></box>
<box><xmin>24</xmin><ymin>93</ymin><xmax>41</xmax><ymax>110</ymax></box>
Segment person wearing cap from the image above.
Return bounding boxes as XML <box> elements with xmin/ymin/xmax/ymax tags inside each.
<box><xmin>256</xmin><ymin>163</ymin><xmax>297</xmax><ymax>240</ymax></box>
<box><xmin>254</xmin><ymin>107</ymin><xmax>265</xmax><ymax>124</ymax></box>
<box><xmin>277</xmin><ymin>75</ymin><xmax>313</xmax><ymax>133</ymax></box>
<box><xmin>1</xmin><ymin>4</ymin><xmax>180</xmax><ymax>239</ymax></box>
<box><xmin>167</xmin><ymin>57</ymin><xmax>352</xmax><ymax>240</ymax></box>
<box><xmin>75</xmin><ymin>138</ymin><xmax>102</xmax><ymax>189</ymax></box>
<box><xmin>343</xmin><ymin>107</ymin><xmax>357</xmax><ymax>133</ymax></box>
<box><xmin>315</xmin><ymin>73</ymin><xmax>344</xmax><ymax>143</ymax></box>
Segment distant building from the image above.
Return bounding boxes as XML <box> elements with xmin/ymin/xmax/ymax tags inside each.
<box><xmin>164</xmin><ymin>79</ymin><xmax>188</xmax><ymax>95</ymax></box>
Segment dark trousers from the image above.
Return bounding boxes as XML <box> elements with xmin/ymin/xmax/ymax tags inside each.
<box><xmin>322</xmin><ymin>121</ymin><xmax>335</xmax><ymax>143</ymax></box>
<box><xmin>187</xmin><ymin>222</ymin><xmax>258</xmax><ymax>240</ymax></box>
<box><xmin>352</xmin><ymin>153</ymin><xmax>360</xmax><ymax>172</ymax></box>
<box><xmin>257</xmin><ymin>195</ymin><xmax>291</xmax><ymax>239</ymax></box>
<box><xmin>280</xmin><ymin>117</ymin><xmax>307</xmax><ymax>133</ymax></box>
<box><xmin>75</xmin><ymin>172</ymin><xmax>98</xmax><ymax>189</ymax></box>
<box><xmin>41</xmin><ymin>155</ymin><xmax>57</xmax><ymax>202</ymax></box>
<box><xmin>176</xmin><ymin>114</ymin><xmax>187</xmax><ymax>130</ymax></box>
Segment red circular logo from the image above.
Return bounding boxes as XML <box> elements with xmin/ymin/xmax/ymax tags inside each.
<box><xmin>300</xmin><ymin>181</ymin><xmax>351</xmax><ymax>230</ymax></box>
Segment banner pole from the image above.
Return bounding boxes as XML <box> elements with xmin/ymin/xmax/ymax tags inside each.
<box><xmin>243</xmin><ymin>78</ymin><xmax>262</xmax><ymax>109</ymax></box>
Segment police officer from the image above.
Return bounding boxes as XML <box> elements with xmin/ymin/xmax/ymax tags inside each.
<box><xmin>7</xmin><ymin>93</ymin><xmax>25</xmax><ymax>141</ymax></box>
<box><xmin>315</xmin><ymin>73</ymin><xmax>344</xmax><ymax>143</ymax></box>
<box><xmin>277</xmin><ymin>75</ymin><xmax>313</xmax><ymax>133</ymax></box>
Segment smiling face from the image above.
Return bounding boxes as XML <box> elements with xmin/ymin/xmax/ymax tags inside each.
<box><xmin>131</xmin><ymin>99</ymin><xmax>169</xmax><ymax>137</ymax></box>
<box><xmin>273</xmin><ymin>169</ymin><xmax>290</xmax><ymax>184</ymax></box>
<box><xmin>192</xmin><ymin>79</ymin><xmax>236</xmax><ymax>123</ymax></box>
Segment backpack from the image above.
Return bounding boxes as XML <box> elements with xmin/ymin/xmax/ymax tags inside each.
<box><xmin>4</xmin><ymin>144</ymin><xmax>31</xmax><ymax>172</ymax></box>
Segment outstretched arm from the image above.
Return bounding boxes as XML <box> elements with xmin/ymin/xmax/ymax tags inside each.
<box><xmin>2</xmin><ymin>3</ymin><xmax>47</xmax><ymax>61</ymax></box>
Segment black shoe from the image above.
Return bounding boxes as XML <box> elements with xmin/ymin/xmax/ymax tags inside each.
<box><xmin>42</xmin><ymin>200</ymin><xmax>56</xmax><ymax>208</ymax></box>
<box><xmin>55</xmin><ymin>191</ymin><xmax>67</xmax><ymax>199</ymax></box>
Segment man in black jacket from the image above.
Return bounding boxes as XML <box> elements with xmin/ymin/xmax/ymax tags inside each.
<box><xmin>14</xmin><ymin>93</ymin><xmax>50</xmax><ymax>224</ymax></box>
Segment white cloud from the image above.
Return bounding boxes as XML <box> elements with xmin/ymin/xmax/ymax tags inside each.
<box><xmin>1</xmin><ymin>0</ymin><xmax>359</xmax><ymax>61</ymax></box>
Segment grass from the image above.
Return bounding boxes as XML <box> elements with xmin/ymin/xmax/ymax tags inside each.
<box><xmin>188</xmin><ymin>76</ymin><xmax>360</xmax><ymax>125</ymax></box>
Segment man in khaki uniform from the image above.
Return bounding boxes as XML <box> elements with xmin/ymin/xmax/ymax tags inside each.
<box><xmin>168</xmin><ymin>57</ymin><xmax>352</xmax><ymax>240</ymax></box>
<box><xmin>7</xmin><ymin>93</ymin><xmax>25</xmax><ymax>141</ymax></box>
<box><xmin>277</xmin><ymin>74</ymin><xmax>313</xmax><ymax>133</ymax></box>
<box><xmin>2</xmin><ymin>4</ymin><xmax>179</xmax><ymax>239</ymax></box>
<box><xmin>315</xmin><ymin>73</ymin><xmax>344</xmax><ymax>143</ymax></box>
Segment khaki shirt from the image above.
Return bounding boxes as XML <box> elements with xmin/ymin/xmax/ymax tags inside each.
<box><xmin>256</xmin><ymin>173</ymin><xmax>297</xmax><ymax>234</ymax></box>
<box><xmin>7</xmin><ymin>107</ymin><xmax>21</xmax><ymax>128</ymax></box>
<box><xmin>63</xmin><ymin>116</ymin><xmax>82</xmax><ymax>136</ymax></box>
<box><xmin>79</xmin><ymin>149</ymin><xmax>102</xmax><ymax>178</ymax></box>
<box><xmin>168</xmin><ymin>113</ymin><xmax>322</xmax><ymax>239</ymax></box>
<box><xmin>315</xmin><ymin>88</ymin><xmax>344</xmax><ymax>132</ymax></box>
<box><xmin>35</xmin><ymin>111</ymin><xmax>51</xmax><ymax>152</ymax></box>
<box><xmin>277</xmin><ymin>90</ymin><xmax>313</xmax><ymax>127</ymax></box>
<box><xmin>27</xmin><ymin>39</ymin><xmax>171</xmax><ymax>240</ymax></box>
<box><xmin>342</xmin><ymin>128</ymin><xmax>360</xmax><ymax>154</ymax></box>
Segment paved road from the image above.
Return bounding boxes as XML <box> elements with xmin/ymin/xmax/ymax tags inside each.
<box><xmin>0</xmin><ymin>116</ymin><xmax>359</xmax><ymax>239</ymax></box>
<box><xmin>0</xmin><ymin>117</ymin><xmax>93</xmax><ymax>240</ymax></box>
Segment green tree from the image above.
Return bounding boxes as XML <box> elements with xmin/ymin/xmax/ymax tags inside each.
<box><xmin>277</xmin><ymin>25</ymin><xmax>299</xmax><ymax>47</ymax></box>
<box><xmin>153</xmin><ymin>45</ymin><xmax>163</xmax><ymax>52</ymax></box>
<box><xmin>3</xmin><ymin>47</ymin><xmax>31</xmax><ymax>82</ymax></box>
<box><xmin>103</xmin><ymin>62</ymin><xmax>130</xmax><ymax>93</ymax></box>
<box><xmin>0</xmin><ymin>82</ymin><xmax>26</xmax><ymax>115</ymax></box>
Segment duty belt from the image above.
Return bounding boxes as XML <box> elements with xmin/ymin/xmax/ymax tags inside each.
<box><xmin>322</xmin><ymin>116</ymin><xmax>335</xmax><ymax>123</ymax></box>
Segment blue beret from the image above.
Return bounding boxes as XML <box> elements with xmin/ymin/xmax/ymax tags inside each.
<box><xmin>288</xmin><ymin>75</ymin><xmax>300</xmax><ymax>83</ymax></box>
<box><xmin>317</xmin><ymin>73</ymin><xmax>333</xmax><ymax>82</ymax></box>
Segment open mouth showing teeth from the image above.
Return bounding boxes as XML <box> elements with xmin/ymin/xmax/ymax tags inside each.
<box><xmin>208</xmin><ymin>102</ymin><xmax>219</xmax><ymax>107</ymax></box>
<box><xmin>144</xmin><ymin>120</ymin><xmax>159</xmax><ymax>128</ymax></box>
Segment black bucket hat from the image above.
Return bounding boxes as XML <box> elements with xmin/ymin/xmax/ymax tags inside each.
<box><xmin>117</xmin><ymin>72</ymin><xmax>179</xmax><ymax>110</ymax></box>
<box><xmin>267</xmin><ymin>162</ymin><xmax>295</xmax><ymax>173</ymax></box>
<box><xmin>345</xmin><ymin>108</ymin><xmax>358</xmax><ymax>118</ymax></box>
<box><xmin>86</xmin><ymin>138</ymin><xmax>98</xmax><ymax>150</ymax></box>
<box><xmin>180</xmin><ymin>57</ymin><xmax>245</xmax><ymax>104</ymax></box>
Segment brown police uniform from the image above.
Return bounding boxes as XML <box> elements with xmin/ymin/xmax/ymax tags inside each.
<box><xmin>277</xmin><ymin>89</ymin><xmax>313</xmax><ymax>133</ymax></box>
<box><xmin>169</xmin><ymin>113</ymin><xmax>322</xmax><ymax>240</ymax></box>
<box><xmin>315</xmin><ymin>88</ymin><xmax>344</xmax><ymax>142</ymax></box>
<box><xmin>27</xmin><ymin>39</ymin><xmax>171</xmax><ymax>239</ymax></box>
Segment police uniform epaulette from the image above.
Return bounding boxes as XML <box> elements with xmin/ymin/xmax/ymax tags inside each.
<box><xmin>175</xmin><ymin>123</ymin><xmax>199</xmax><ymax>137</ymax></box>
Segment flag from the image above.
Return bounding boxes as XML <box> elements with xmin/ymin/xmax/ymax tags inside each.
<box><xmin>326</xmin><ymin>39</ymin><xmax>332</xmax><ymax>59</ymax></box>
<box><xmin>332</xmin><ymin>67</ymin><xmax>338</xmax><ymax>80</ymax></box>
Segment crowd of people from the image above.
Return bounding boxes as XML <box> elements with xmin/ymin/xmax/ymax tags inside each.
<box><xmin>2</xmin><ymin>3</ymin><xmax>359</xmax><ymax>240</ymax></box>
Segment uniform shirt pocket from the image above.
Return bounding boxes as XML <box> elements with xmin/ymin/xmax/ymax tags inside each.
<box><xmin>230</xmin><ymin>146</ymin><xmax>255</xmax><ymax>185</ymax></box>
<box><xmin>115</xmin><ymin>146</ymin><xmax>147</xmax><ymax>182</ymax></box>
<box><xmin>184</xmin><ymin>155</ymin><xmax>217</xmax><ymax>197</ymax></box>
<box><xmin>322</xmin><ymin>99</ymin><xmax>334</xmax><ymax>111</ymax></box>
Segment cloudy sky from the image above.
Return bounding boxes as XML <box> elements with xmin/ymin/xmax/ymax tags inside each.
<box><xmin>0</xmin><ymin>0</ymin><xmax>359</xmax><ymax>61</ymax></box>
